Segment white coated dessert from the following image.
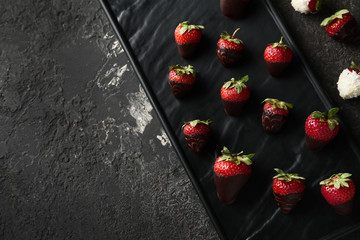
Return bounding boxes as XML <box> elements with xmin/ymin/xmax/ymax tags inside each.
<box><xmin>291</xmin><ymin>0</ymin><xmax>311</xmax><ymax>14</ymax></box>
<box><xmin>337</xmin><ymin>69</ymin><xmax>360</xmax><ymax>99</ymax></box>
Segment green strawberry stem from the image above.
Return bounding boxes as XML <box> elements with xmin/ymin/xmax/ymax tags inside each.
<box><xmin>232</xmin><ymin>28</ymin><xmax>241</xmax><ymax>39</ymax></box>
<box><xmin>311</xmin><ymin>107</ymin><xmax>340</xmax><ymax>131</ymax></box>
<box><xmin>262</xmin><ymin>98</ymin><xmax>293</xmax><ymax>110</ymax></box>
<box><xmin>182</xmin><ymin>119</ymin><xmax>211</xmax><ymax>129</ymax></box>
<box><xmin>273</xmin><ymin>168</ymin><xmax>305</xmax><ymax>182</ymax></box>
<box><xmin>320</xmin><ymin>9</ymin><xmax>350</xmax><ymax>27</ymax></box>
<box><xmin>169</xmin><ymin>64</ymin><xmax>196</xmax><ymax>76</ymax></box>
<box><xmin>218</xmin><ymin>146</ymin><xmax>254</xmax><ymax>166</ymax></box>
<box><xmin>349</xmin><ymin>61</ymin><xmax>360</xmax><ymax>71</ymax></box>
<box><xmin>320</xmin><ymin>173</ymin><xmax>352</xmax><ymax>189</ymax></box>
<box><xmin>271</xmin><ymin>36</ymin><xmax>289</xmax><ymax>50</ymax></box>
<box><xmin>223</xmin><ymin>75</ymin><xmax>249</xmax><ymax>94</ymax></box>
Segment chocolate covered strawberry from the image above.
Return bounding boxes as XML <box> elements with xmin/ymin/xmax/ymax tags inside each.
<box><xmin>220</xmin><ymin>75</ymin><xmax>251</xmax><ymax>116</ymax></box>
<box><xmin>262</xmin><ymin>98</ymin><xmax>293</xmax><ymax>133</ymax></box>
<box><xmin>174</xmin><ymin>21</ymin><xmax>204</xmax><ymax>59</ymax></box>
<box><xmin>320</xmin><ymin>173</ymin><xmax>356</xmax><ymax>215</ymax></box>
<box><xmin>320</xmin><ymin>9</ymin><xmax>360</xmax><ymax>43</ymax></box>
<box><xmin>182</xmin><ymin>119</ymin><xmax>211</xmax><ymax>153</ymax></box>
<box><xmin>220</xmin><ymin>0</ymin><xmax>249</xmax><ymax>19</ymax></box>
<box><xmin>214</xmin><ymin>146</ymin><xmax>254</xmax><ymax>204</ymax></box>
<box><xmin>291</xmin><ymin>0</ymin><xmax>322</xmax><ymax>14</ymax></box>
<box><xmin>216</xmin><ymin>28</ymin><xmax>244</xmax><ymax>67</ymax></box>
<box><xmin>305</xmin><ymin>107</ymin><xmax>340</xmax><ymax>152</ymax></box>
<box><xmin>264</xmin><ymin>36</ymin><xmax>293</xmax><ymax>76</ymax></box>
<box><xmin>272</xmin><ymin>168</ymin><xmax>305</xmax><ymax>214</ymax></box>
<box><xmin>168</xmin><ymin>64</ymin><xmax>196</xmax><ymax>98</ymax></box>
<box><xmin>337</xmin><ymin>61</ymin><xmax>360</xmax><ymax>99</ymax></box>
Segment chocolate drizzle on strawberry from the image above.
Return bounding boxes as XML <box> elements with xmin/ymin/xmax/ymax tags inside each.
<box><xmin>217</xmin><ymin>45</ymin><xmax>243</xmax><ymax>67</ymax></box>
<box><xmin>333</xmin><ymin>18</ymin><xmax>360</xmax><ymax>43</ymax></box>
<box><xmin>184</xmin><ymin>132</ymin><xmax>210</xmax><ymax>154</ymax></box>
<box><xmin>168</xmin><ymin>79</ymin><xmax>193</xmax><ymax>98</ymax></box>
<box><xmin>262</xmin><ymin>110</ymin><xmax>288</xmax><ymax>133</ymax></box>
<box><xmin>273</xmin><ymin>192</ymin><xmax>304</xmax><ymax>214</ymax></box>
<box><xmin>177</xmin><ymin>42</ymin><xmax>199</xmax><ymax>59</ymax></box>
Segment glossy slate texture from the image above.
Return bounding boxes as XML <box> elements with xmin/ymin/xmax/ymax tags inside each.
<box><xmin>107</xmin><ymin>0</ymin><xmax>360</xmax><ymax>239</ymax></box>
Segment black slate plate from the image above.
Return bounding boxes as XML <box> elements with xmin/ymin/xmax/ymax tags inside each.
<box><xmin>99</xmin><ymin>0</ymin><xmax>360</xmax><ymax>239</ymax></box>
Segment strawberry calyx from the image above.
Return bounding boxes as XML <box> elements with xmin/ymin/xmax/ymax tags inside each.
<box><xmin>273</xmin><ymin>168</ymin><xmax>305</xmax><ymax>182</ymax></box>
<box><xmin>270</xmin><ymin>36</ymin><xmax>289</xmax><ymax>51</ymax></box>
<box><xmin>320</xmin><ymin>9</ymin><xmax>350</xmax><ymax>27</ymax></box>
<box><xmin>223</xmin><ymin>75</ymin><xmax>249</xmax><ymax>94</ymax></box>
<box><xmin>262</xmin><ymin>98</ymin><xmax>293</xmax><ymax>111</ymax></box>
<box><xmin>169</xmin><ymin>64</ymin><xmax>196</xmax><ymax>76</ymax></box>
<box><xmin>217</xmin><ymin>146</ymin><xmax>254</xmax><ymax>166</ymax></box>
<box><xmin>320</xmin><ymin>173</ymin><xmax>352</xmax><ymax>189</ymax></box>
<box><xmin>349</xmin><ymin>61</ymin><xmax>360</xmax><ymax>71</ymax></box>
<box><xmin>182</xmin><ymin>119</ymin><xmax>211</xmax><ymax>129</ymax></box>
<box><xmin>220</xmin><ymin>28</ymin><xmax>243</xmax><ymax>45</ymax></box>
<box><xmin>178</xmin><ymin>21</ymin><xmax>204</xmax><ymax>35</ymax></box>
<box><xmin>315</xmin><ymin>0</ymin><xmax>322</xmax><ymax>12</ymax></box>
<box><xmin>310</xmin><ymin>107</ymin><xmax>340</xmax><ymax>131</ymax></box>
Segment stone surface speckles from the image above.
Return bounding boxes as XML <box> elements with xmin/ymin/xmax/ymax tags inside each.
<box><xmin>0</xmin><ymin>0</ymin><xmax>218</xmax><ymax>239</ymax></box>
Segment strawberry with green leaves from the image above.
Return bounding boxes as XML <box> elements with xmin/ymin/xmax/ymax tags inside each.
<box><xmin>168</xmin><ymin>64</ymin><xmax>196</xmax><ymax>98</ymax></box>
<box><xmin>214</xmin><ymin>146</ymin><xmax>254</xmax><ymax>204</ymax></box>
<box><xmin>320</xmin><ymin>9</ymin><xmax>360</xmax><ymax>43</ymax></box>
<box><xmin>221</xmin><ymin>75</ymin><xmax>251</xmax><ymax>116</ymax></box>
<box><xmin>182</xmin><ymin>119</ymin><xmax>211</xmax><ymax>154</ymax></box>
<box><xmin>264</xmin><ymin>36</ymin><xmax>293</xmax><ymax>76</ymax></box>
<box><xmin>272</xmin><ymin>168</ymin><xmax>305</xmax><ymax>214</ymax></box>
<box><xmin>305</xmin><ymin>107</ymin><xmax>340</xmax><ymax>152</ymax></box>
<box><xmin>216</xmin><ymin>28</ymin><xmax>244</xmax><ymax>67</ymax></box>
<box><xmin>174</xmin><ymin>21</ymin><xmax>205</xmax><ymax>59</ymax></box>
<box><xmin>320</xmin><ymin>173</ymin><xmax>356</xmax><ymax>215</ymax></box>
<box><xmin>291</xmin><ymin>0</ymin><xmax>323</xmax><ymax>14</ymax></box>
<box><xmin>262</xmin><ymin>98</ymin><xmax>293</xmax><ymax>133</ymax></box>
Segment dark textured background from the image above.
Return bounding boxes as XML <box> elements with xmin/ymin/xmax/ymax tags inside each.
<box><xmin>0</xmin><ymin>0</ymin><xmax>359</xmax><ymax>239</ymax></box>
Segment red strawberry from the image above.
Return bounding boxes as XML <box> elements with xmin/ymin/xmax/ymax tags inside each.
<box><xmin>216</xmin><ymin>28</ymin><xmax>244</xmax><ymax>67</ymax></box>
<box><xmin>264</xmin><ymin>36</ymin><xmax>293</xmax><ymax>76</ymax></box>
<box><xmin>320</xmin><ymin>9</ymin><xmax>360</xmax><ymax>43</ymax></box>
<box><xmin>320</xmin><ymin>173</ymin><xmax>356</xmax><ymax>215</ymax></box>
<box><xmin>261</xmin><ymin>98</ymin><xmax>293</xmax><ymax>133</ymax></box>
<box><xmin>168</xmin><ymin>64</ymin><xmax>196</xmax><ymax>98</ymax></box>
<box><xmin>220</xmin><ymin>75</ymin><xmax>251</xmax><ymax>116</ymax></box>
<box><xmin>214</xmin><ymin>146</ymin><xmax>254</xmax><ymax>204</ymax></box>
<box><xmin>272</xmin><ymin>168</ymin><xmax>305</xmax><ymax>214</ymax></box>
<box><xmin>220</xmin><ymin>0</ymin><xmax>249</xmax><ymax>19</ymax></box>
<box><xmin>174</xmin><ymin>21</ymin><xmax>204</xmax><ymax>59</ymax></box>
<box><xmin>307</xmin><ymin>0</ymin><xmax>322</xmax><ymax>13</ymax></box>
<box><xmin>182</xmin><ymin>119</ymin><xmax>211</xmax><ymax>153</ymax></box>
<box><xmin>305</xmin><ymin>107</ymin><xmax>340</xmax><ymax>152</ymax></box>
<box><xmin>348</xmin><ymin>61</ymin><xmax>360</xmax><ymax>74</ymax></box>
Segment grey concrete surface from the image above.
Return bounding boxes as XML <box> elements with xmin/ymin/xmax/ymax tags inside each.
<box><xmin>1</xmin><ymin>0</ymin><xmax>359</xmax><ymax>240</ymax></box>
<box><xmin>0</xmin><ymin>0</ymin><xmax>217</xmax><ymax>239</ymax></box>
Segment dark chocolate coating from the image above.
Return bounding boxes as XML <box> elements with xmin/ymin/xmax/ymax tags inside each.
<box><xmin>273</xmin><ymin>191</ymin><xmax>304</xmax><ymax>214</ymax></box>
<box><xmin>216</xmin><ymin>45</ymin><xmax>243</xmax><ymax>67</ymax></box>
<box><xmin>184</xmin><ymin>133</ymin><xmax>210</xmax><ymax>154</ymax></box>
<box><xmin>214</xmin><ymin>172</ymin><xmax>250</xmax><ymax>205</ymax></box>
<box><xmin>176</xmin><ymin>42</ymin><xmax>199</xmax><ymax>59</ymax></box>
<box><xmin>331</xmin><ymin>18</ymin><xmax>360</xmax><ymax>43</ymax></box>
<box><xmin>305</xmin><ymin>132</ymin><xmax>329</xmax><ymax>152</ymax></box>
<box><xmin>168</xmin><ymin>79</ymin><xmax>193</xmax><ymax>98</ymax></box>
<box><xmin>332</xmin><ymin>198</ymin><xmax>354</xmax><ymax>216</ymax></box>
<box><xmin>221</xmin><ymin>99</ymin><xmax>247</xmax><ymax>116</ymax></box>
<box><xmin>262</xmin><ymin>109</ymin><xmax>287</xmax><ymax>133</ymax></box>
<box><xmin>264</xmin><ymin>60</ymin><xmax>290</xmax><ymax>76</ymax></box>
<box><xmin>220</xmin><ymin>0</ymin><xmax>248</xmax><ymax>19</ymax></box>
